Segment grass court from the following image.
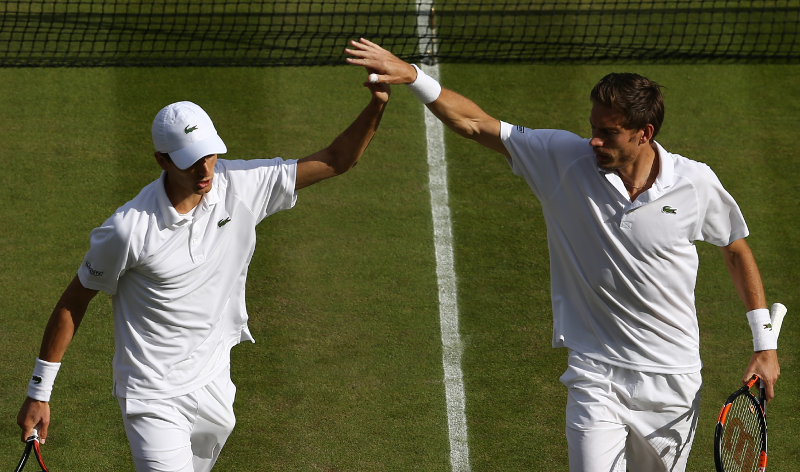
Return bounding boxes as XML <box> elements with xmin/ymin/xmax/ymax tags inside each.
<box><xmin>0</xmin><ymin>63</ymin><xmax>798</xmax><ymax>470</ymax></box>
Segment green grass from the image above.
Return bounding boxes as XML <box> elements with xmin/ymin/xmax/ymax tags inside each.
<box><xmin>0</xmin><ymin>63</ymin><xmax>798</xmax><ymax>471</ymax></box>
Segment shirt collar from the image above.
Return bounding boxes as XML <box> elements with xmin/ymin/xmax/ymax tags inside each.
<box><xmin>596</xmin><ymin>140</ymin><xmax>676</xmax><ymax>205</ymax></box>
<box><xmin>155</xmin><ymin>171</ymin><xmax>220</xmax><ymax>229</ymax></box>
<box><xmin>651</xmin><ymin>140</ymin><xmax>675</xmax><ymax>190</ymax></box>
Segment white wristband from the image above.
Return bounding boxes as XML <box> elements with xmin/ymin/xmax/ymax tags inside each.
<box><xmin>747</xmin><ymin>308</ymin><xmax>778</xmax><ymax>351</ymax></box>
<box><xmin>406</xmin><ymin>64</ymin><xmax>442</xmax><ymax>104</ymax></box>
<box><xmin>27</xmin><ymin>358</ymin><xmax>61</xmax><ymax>402</ymax></box>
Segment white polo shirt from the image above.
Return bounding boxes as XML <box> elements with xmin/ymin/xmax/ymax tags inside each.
<box><xmin>500</xmin><ymin>122</ymin><xmax>748</xmax><ymax>374</ymax></box>
<box><xmin>77</xmin><ymin>158</ymin><xmax>297</xmax><ymax>399</ymax></box>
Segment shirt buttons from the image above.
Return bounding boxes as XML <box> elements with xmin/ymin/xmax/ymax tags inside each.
<box><xmin>197</xmin><ymin>254</ymin><xmax>205</xmax><ymax>261</ymax></box>
<box><xmin>192</xmin><ymin>239</ymin><xmax>199</xmax><ymax>245</ymax></box>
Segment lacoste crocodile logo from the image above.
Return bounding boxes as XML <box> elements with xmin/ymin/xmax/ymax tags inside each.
<box><xmin>764</xmin><ymin>323</ymin><xmax>773</xmax><ymax>330</ymax></box>
<box><xmin>218</xmin><ymin>217</ymin><xmax>231</xmax><ymax>227</ymax></box>
<box><xmin>661</xmin><ymin>206</ymin><xmax>677</xmax><ymax>215</ymax></box>
<box><xmin>31</xmin><ymin>376</ymin><xmax>42</xmax><ymax>384</ymax></box>
<box><xmin>184</xmin><ymin>125</ymin><xmax>198</xmax><ymax>134</ymax></box>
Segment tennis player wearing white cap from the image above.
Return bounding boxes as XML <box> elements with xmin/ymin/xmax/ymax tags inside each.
<box><xmin>17</xmin><ymin>79</ymin><xmax>390</xmax><ymax>472</ymax></box>
<box><xmin>346</xmin><ymin>39</ymin><xmax>780</xmax><ymax>471</ymax></box>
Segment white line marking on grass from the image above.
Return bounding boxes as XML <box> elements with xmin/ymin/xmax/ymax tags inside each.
<box><xmin>425</xmin><ymin>94</ymin><xmax>471</xmax><ymax>472</ymax></box>
<box><xmin>416</xmin><ymin>3</ymin><xmax>471</xmax><ymax>471</ymax></box>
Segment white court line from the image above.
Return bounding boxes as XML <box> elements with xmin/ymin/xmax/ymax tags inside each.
<box><xmin>416</xmin><ymin>3</ymin><xmax>471</xmax><ymax>471</ymax></box>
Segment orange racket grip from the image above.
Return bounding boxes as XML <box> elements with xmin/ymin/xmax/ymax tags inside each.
<box><xmin>757</xmin><ymin>450</ymin><xmax>767</xmax><ymax>471</ymax></box>
<box><xmin>746</xmin><ymin>374</ymin><xmax>760</xmax><ymax>389</ymax></box>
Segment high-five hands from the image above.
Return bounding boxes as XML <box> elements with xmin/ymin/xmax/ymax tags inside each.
<box><xmin>346</xmin><ymin>38</ymin><xmax>418</xmax><ymax>85</ymax></box>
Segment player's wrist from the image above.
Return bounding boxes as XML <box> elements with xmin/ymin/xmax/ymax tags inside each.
<box><xmin>369</xmin><ymin>94</ymin><xmax>389</xmax><ymax>106</ymax></box>
<box><xmin>406</xmin><ymin>64</ymin><xmax>442</xmax><ymax>104</ymax></box>
<box><xmin>404</xmin><ymin>63</ymin><xmax>419</xmax><ymax>84</ymax></box>
<box><xmin>747</xmin><ymin>308</ymin><xmax>778</xmax><ymax>351</ymax></box>
<box><xmin>25</xmin><ymin>397</ymin><xmax>48</xmax><ymax>403</ymax></box>
<box><xmin>27</xmin><ymin>358</ymin><xmax>61</xmax><ymax>402</ymax></box>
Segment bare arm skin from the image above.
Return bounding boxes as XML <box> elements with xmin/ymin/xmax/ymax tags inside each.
<box><xmin>17</xmin><ymin>275</ymin><xmax>98</xmax><ymax>443</ymax></box>
<box><xmin>719</xmin><ymin>238</ymin><xmax>780</xmax><ymax>401</ymax></box>
<box><xmin>345</xmin><ymin>38</ymin><xmax>508</xmax><ymax>157</ymax></box>
<box><xmin>295</xmin><ymin>79</ymin><xmax>391</xmax><ymax>190</ymax></box>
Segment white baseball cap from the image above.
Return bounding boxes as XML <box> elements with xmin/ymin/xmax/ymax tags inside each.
<box><xmin>152</xmin><ymin>101</ymin><xmax>227</xmax><ymax>169</ymax></box>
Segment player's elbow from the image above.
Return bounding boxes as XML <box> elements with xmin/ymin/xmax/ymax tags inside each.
<box><xmin>720</xmin><ymin>238</ymin><xmax>753</xmax><ymax>265</ymax></box>
<box><xmin>323</xmin><ymin>148</ymin><xmax>359</xmax><ymax>177</ymax></box>
<box><xmin>453</xmin><ymin>114</ymin><xmax>500</xmax><ymax>141</ymax></box>
<box><xmin>444</xmin><ymin>118</ymin><xmax>476</xmax><ymax>142</ymax></box>
<box><xmin>449</xmin><ymin>118</ymin><xmax>505</xmax><ymax>154</ymax></box>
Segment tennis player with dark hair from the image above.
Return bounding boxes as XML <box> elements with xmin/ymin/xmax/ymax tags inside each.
<box><xmin>346</xmin><ymin>39</ymin><xmax>780</xmax><ymax>471</ymax></box>
<box><xmin>17</xmin><ymin>81</ymin><xmax>390</xmax><ymax>471</ymax></box>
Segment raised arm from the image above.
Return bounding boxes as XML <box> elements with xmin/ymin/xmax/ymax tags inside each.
<box><xmin>719</xmin><ymin>238</ymin><xmax>780</xmax><ymax>401</ymax></box>
<box><xmin>295</xmin><ymin>77</ymin><xmax>391</xmax><ymax>190</ymax></box>
<box><xmin>17</xmin><ymin>275</ymin><xmax>98</xmax><ymax>443</ymax></box>
<box><xmin>345</xmin><ymin>38</ymin><xmax>508</xmax><ymax>156</ymax></box>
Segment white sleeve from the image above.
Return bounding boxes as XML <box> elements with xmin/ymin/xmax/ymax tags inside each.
<box><xmin>222</xmin><ymin>158</ymin><xmax>298</xmax><ymax>224</ymax></box>
<box><xmin>694</xmin><ymin>165</ymin><xmax>749</xmax><ymax>246</ymax></box>
<box><xmin>500</xmin><ymin>122</ymin><xmax>593</xmax><ymax>202</ymax></box>
<box><xmin>77</xmin><ymin>211</ymin><xmax>142</xmax><ymax>295</ymax></box>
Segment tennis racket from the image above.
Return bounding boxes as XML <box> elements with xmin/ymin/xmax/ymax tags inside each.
<box><xmin>14</xmin><ymin>429</ymin><xmax>49</xmax><ymax>472</ymax></box>
<box><xmin>714</xmin><ymin>303</ymin><xmax>787</xmax><ymax>472</ymax></box>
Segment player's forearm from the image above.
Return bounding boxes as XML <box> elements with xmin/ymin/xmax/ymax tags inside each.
<box><xmin>427</xmin><ymin>90</ymin><xmax>496</xmax><ymax>136</ymax></box>
<box><xmin>427</xmin><ymin>89</ymin><xmax>486</xmax><ymax>136</ymax></box>
<box><xmin>38</xmin><ymin>275</ymin><xmax>96</xmax><ymax>362</ymax></box>
<box><xmin>325</xmin><ymin>96</ymin><xmax>388</xmax><ymax>175</ymax></box>
<box><xmin>345</xmin><ymin>38</ymin><xmax>506</xmax><ymax>154</ymax></box>
<box><xmin>425</xmin><ymin>90</ymin><xmax>507</xmax><ymax>155</ymax></box>
<box><xmin>39</xmin><ymin>308</ymin><xmax>81</xmax><ymax>363</ymax></box>
<box><xmin>720</xmin><ymin>239</ymin><xmax>767</xmax><ymax>311</ymax></box>
<box><xmin>295</xmin><ymin>95</ymin><xmax>388</xmax><ymax>190</ymax></box>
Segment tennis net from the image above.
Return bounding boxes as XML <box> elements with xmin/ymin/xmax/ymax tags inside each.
<box><xmin>1</xmin><ymin>0</ymin><xmax>798</xmax><ymax>67</ymax></box>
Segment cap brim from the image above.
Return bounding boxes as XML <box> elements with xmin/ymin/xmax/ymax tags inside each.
<box><xmin>170</xmin><ymin>134</ymin><xmax>227</xmax><ymax>170</ymax></box>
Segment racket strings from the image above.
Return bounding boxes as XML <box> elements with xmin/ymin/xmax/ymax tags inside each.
<box><xmin>719</xmin><ymin>395</ymin><xmax>764</xmax><ymax>472</ymax></box>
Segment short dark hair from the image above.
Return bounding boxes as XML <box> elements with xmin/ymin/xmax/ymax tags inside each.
<box><xmin>590</xmin><ymin>73</ymin><xmax>665</xmax><ymax>139</ymax></box>
<box><xmin>159</xmin><ymin>152</ymin><xmax>172</xmax><ymax>163</ymax></box>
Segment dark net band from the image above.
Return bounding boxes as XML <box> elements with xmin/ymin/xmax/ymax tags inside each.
<box><xmin>2</xmin><ymin>0</ymin><xmax>799</xmax><ymax>67</ymax></box>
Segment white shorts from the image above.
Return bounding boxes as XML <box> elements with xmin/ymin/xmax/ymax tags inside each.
<box><xmin>118</xmin><ymin>366</ymin><xmax>237</xmax><ymax>472</ymax></box>
<box><xmin>559</xmin><ymin>351</ymin><xmax>702</xmax><ymax>472</ymax></box>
